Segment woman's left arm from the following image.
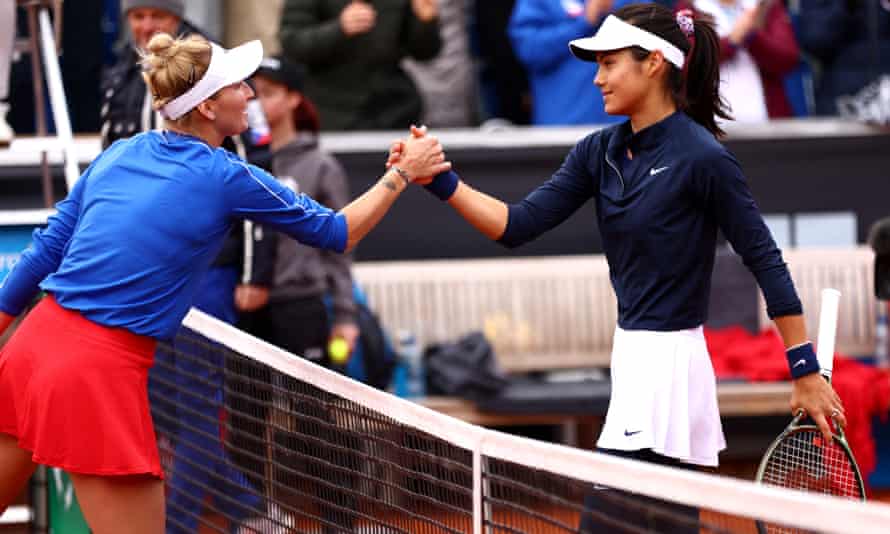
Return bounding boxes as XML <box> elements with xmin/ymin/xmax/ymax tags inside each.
<box><xmin>695</xmin><ymin>153</ymin><xmax>846</xmax><ymax>439</ymax></box>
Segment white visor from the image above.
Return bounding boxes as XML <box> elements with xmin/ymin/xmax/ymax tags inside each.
<box><xmin>160</xmin><ymin>40</ymin><xmax>264</xmax><ymax>120</ymax></box>
<box><xmin>569</xmin><ymin>15</ymin><xmax>685</xmax><ymax>69</ymax></box>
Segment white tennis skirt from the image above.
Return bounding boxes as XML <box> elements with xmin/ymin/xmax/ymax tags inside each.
<box><xmin>597</xmin><ymin>325</ymin><xmax>726</xmax><ymax>467</ymax></box>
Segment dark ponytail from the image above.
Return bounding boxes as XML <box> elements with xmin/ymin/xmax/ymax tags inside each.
<box><xmin>614</xmin><ymin>3</ymin><xmax>731</xmax><ymax>137</ymax></box>
<box><xmin>293</xmin><ymin>95</ymin><xmax>321</xmax><ymax>134</ymax></box>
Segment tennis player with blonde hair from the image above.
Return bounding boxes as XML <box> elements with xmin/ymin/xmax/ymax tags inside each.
<box><xmin>0</xmin><ymin>33</ymin><xmax>448</xmax><ymax>534</ymax></box>
<box><xmin>390</xmin><ymin>3</ymin><xmax>845</xmax><ymax>531</ymax></box>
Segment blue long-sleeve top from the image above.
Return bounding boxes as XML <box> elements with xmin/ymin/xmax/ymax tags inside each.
<box><xmin>0</xmin><ymin>131</ymin><xmax>347</xmax><ymax>339</ymax></box>
<box><xmin>499</xmin><ymin>112</ymin><xmax>801</xmax><ymax>330</ymax></box>
<box><xmin>508</xmin><ymin>0</ymin><xmax>632</xmax><ymax>125</ymax></box>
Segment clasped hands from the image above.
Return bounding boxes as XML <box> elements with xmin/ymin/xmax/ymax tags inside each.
<box><xmin>386</xmin><ymin>125</ymin><xmax>450</xmax><ymax>186</ymax></box>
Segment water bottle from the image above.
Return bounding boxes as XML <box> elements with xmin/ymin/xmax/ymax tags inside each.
<box><xmin>877</xmin><ymin>301</ymin><xmax>889</xmax><ymax>368</ymax></box>
<box><xmin>398</xmin><ymin>331</ymin><xmax>426</xmax><ymax>398</ymax></box>
<box><xmin>245</xmin><ymin>99</ymin><xmax>270</xmax><ymax>146</ymax></box>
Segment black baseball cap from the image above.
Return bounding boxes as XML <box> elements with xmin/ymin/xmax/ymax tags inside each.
<box><xmin>254</xmin><ymin>56</ymin><xmax>305</xmax><ymax>92</ymax></box>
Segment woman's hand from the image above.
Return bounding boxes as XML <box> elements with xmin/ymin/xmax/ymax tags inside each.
<box><xmin>234</xmin><ymin>284</ymin><xmax>270</xmax><ymax>312</ymax></box>
<box><xmin>330</xmin><ymin>321</ymin><xmax>361</xmax><ymax>354</ymax></box>
<box><xmin>411</xmin><ymin>0</ymin><xmax>439</xmax><ymax>22</ymax></box>
<box><xmin>340</xmin><ymin>1</ymin><xmax>377</xmax><ymax>36</ymax></box>
<box><xmin>585</xmin><ymin>0</ymin><xmax>613</xmax><ymax>24</ymax></box>
<box><xmin>728</xmin><ymin>7</ymin><xmax>759</xmax><ymax>46</ymax></box>
<box><xmin>392</xmin><ymin>127</ymin><xmax>450</xmax><ymax>183</ymax></box>
<box><xmin>387</xmin><ymin>126</ymin><xmax>438</xmax><ymax>184</ymax></box>
<box><xmin>791</xmin><ymin>372</ymin><xmax>847</xmax><ymax>442</ymax></box>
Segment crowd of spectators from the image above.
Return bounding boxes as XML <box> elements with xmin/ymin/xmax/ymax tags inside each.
<box><xmin>3</xmin><ymin>0</ymin><xmax>888</xmax><ymax>138</ymax></box>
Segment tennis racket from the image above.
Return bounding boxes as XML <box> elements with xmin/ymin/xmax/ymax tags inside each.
<box><xmin>755</xmin><ymin>288</ymin><xmax>865</xmax><ymax>533</ymax></box>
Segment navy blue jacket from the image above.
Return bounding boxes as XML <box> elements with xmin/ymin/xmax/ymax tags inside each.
<box><xmin>500</xmin><ymin>112</ymin><xmax>801</xmax><ymax>331</ymax></box>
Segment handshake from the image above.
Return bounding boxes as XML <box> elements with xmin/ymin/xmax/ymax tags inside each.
<box><xmin>384</xmin><ymin>125</ymin><xmax>460</xmax><ymax>201</ymax></box>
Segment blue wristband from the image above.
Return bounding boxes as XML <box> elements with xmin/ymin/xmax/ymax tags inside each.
<box><xmin>786</xmin><ymin>342</ymin><xmax>820</xmax><ymax>379</ymax></box>
<box><xmin>424</xmin><ymin>170</ymin><xmax>459</xmax><ymax>201</ymax></box>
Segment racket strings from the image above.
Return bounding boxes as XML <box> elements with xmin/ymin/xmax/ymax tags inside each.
<box><xmin>759</xmin><ymin>430</ymin><xmax>862</xmax><ymax>533</ymax></box>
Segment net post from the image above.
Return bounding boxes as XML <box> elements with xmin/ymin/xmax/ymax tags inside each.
<box><xmin>37</xmin><ymin>7</ymin><xmax>78</xmax><ymax>191</ymax></box>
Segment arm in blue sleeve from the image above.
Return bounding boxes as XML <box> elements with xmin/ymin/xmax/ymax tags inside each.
<box><xmin>499</xmin><ymin>139</ymin><xmax>596</xmax><ymax>248</ymax></box>
<box><xmin>508</xmin><ymin>0</ymin><xmax>595</xmax><ymax>73</ymax></box>
<box><xmin>224</xmin><ymin>159</ymin><xmax>348</xmax><ymax>254</ymax></box>
<box><xmin>0</xmin><ymin>175</ymin><xmax>87</xmax><ymax>315</ymax></box>
<box><xmin>694</xmin><ymin>152</ymin><xmax>802</xmax><ymax>318</ymax></box>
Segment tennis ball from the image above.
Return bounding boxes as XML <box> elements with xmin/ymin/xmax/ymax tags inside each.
<box><xmin>328</xmin><ymin>338</ymin><xmax>350</xmax><ymax>364</ymax></box>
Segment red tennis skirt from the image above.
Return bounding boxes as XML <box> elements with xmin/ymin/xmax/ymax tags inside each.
<box><xmin>0</xmin><ymin>295</ymin><xmax>163</xmax><ymax>478</ymax></box>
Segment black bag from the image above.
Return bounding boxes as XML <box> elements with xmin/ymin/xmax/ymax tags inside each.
<box><xmin>424</xmin><ymin>332</ymin><xmax>508</xmax><ymax>400</ymax></box>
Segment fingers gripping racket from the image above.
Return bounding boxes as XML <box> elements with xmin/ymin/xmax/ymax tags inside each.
<box><xmin>755</xmin><ymin>289</ymin><xmax>866</xmax><ymax>533</ymax></box>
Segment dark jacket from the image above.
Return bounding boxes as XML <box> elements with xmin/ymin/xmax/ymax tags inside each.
<box><xmin>99</xmin><ymin>22</ymin><xmax>272</xmax><ymax>285</ymax></box>
<box><xmin>279</xmin><ymin>0</ymin><xmax>442</xmax><ymax>130</ymax></box>
<box><xmin>252</xmin><ymin>135</ymin><xmax>357</xmax><ymax>324</ymax></box>
<box><xmin>798</xmin><ymin>0</ymin><xmax>890</xmax><ymax>115</ymax></box>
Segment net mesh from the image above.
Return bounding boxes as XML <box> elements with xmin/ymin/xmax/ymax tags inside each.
<box><xmin>144</xmin><ymin>310</ymin><xmax>890</xmax><ymax>534</ymax></box>
<box><xmin>151</xmin><ymin>329</ymin><xmax>473</xmax><ymax>534</ymax></box>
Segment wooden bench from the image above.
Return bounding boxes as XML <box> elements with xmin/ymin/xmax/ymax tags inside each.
<box><xmin>353</xmin><ymin>246</ymin><xmax>875</xmax><ymax>376</ymax></box>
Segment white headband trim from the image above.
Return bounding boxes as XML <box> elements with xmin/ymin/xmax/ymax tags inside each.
<box><xmin>569</xmin><ymin>15</ymin><xmax>685</xmax><ymax>69</ymax></box>
<box><xmin>160</xmin><ymin>40</ymin><xmax>263</xmax><ymax>120</ymax></box>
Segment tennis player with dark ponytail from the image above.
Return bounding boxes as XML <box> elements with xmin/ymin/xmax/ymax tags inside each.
<box><xmin>390</xmin><ymin>3</ymin><xmax>844</xmax><ymax>528</ymax></box>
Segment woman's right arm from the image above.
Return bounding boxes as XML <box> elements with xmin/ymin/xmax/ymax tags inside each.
<box><xmin>442</xmin><ymin>180</ymin><xmax>510</xmax><ymax>240</ymax></box>
<box><xmin>229</xmin><ymin>134</ymin><xmax>449</xmax><ymax>253</ymax></box>
<box><xmin>391</xmin><ymin>129</ymin><xmax>596</xmax><ymax>247</ymax></box>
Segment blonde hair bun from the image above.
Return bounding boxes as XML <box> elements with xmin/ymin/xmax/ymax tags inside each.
<box><xmin>141</xmin><ymin>33</ymin><xmax>211</xmax><ymax>115</ymax></box>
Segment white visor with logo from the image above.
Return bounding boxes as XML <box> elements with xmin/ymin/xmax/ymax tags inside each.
<box><xmin>160</xmin><ymin>39</ymin><xmax>264</xmax><ymax>120</ymax></box>
<box><xmin>569</xmin><ymin>15</ymin><xmax>685</xmax><ymax>69</ymax></box>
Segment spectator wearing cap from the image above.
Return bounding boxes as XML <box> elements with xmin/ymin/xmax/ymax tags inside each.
<box><xmin>241</xmin><ymin>56</ymin><xmax>358</xmax><ymax>365</ymax></box>
<box><xmin>101</xmin><ymin>0</ymin><xmax>190</xmax><ymax>146</ymax></box>
<box><xmin>278</xmin><ymin>0</ymin><xmax>442</xmax><ymax>131</ymax></box>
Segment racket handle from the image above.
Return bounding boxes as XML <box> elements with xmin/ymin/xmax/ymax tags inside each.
<box><xmin>816</xmin><ymin>288</ymin><xmax>841</xmax><ymax>379</ymax></box>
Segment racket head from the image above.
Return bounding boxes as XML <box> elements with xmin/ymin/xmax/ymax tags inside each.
<box><xmin>755</xmin><ymin>419</ymin><xmax>866</xmax><ymax>533</ymax></box>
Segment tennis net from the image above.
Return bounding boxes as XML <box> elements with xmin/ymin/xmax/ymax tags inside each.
<box><xmin>146</xmin><ymin>308</ymin><xmax>890</xmax><ymax>533</ymax></box>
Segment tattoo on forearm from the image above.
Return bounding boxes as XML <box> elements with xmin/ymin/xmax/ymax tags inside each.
<box><xmin>381</xmin><ymin>176</ymin><xmax>398</xmax><ymax>191</ymax></box>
